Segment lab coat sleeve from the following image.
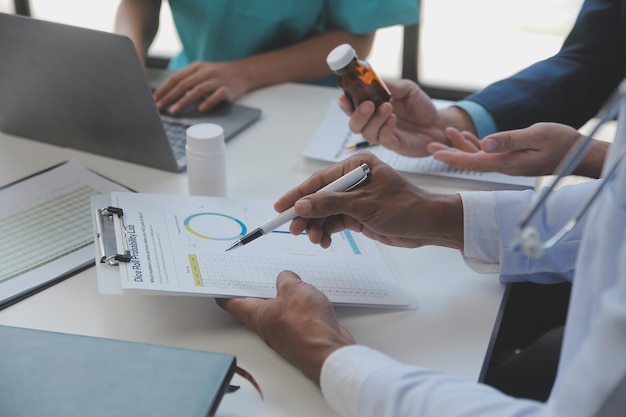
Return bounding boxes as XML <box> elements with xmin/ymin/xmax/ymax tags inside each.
<box><xmin>460</xmin><ymin>180</ymin><xmax>600</xmax><ymax>283</ymax></box>
<box><xmin>321</xmin><ymin>312</ymin><xmax>626</xmax><ymax>417</ymax></box>
<box><xmin>546</xmin><ymin>250</ymin><xmax>626</xmax><ymax>417</ymax></box>
<box><xmin>321</xmin><ymin>345</ymin><xmax>543</xmax><ymax>417</ymax></box>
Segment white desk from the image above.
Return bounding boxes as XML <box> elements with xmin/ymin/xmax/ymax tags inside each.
<box><xmin>0</xmin><ymin>82</ymin><xmax>505</xmax><ymax>417</ymax></box>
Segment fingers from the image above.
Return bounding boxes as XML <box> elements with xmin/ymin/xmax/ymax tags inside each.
<box><xmin>216</xmin><ymin>297</ymin><xmax>265</xmax><ymax>326</ymax></box>
<box><xmin>347</xmin><ymin>101</ymin><xmax>375</xmax><ymax>132</ymax></box>
<box><xmin>168</xmin><ymin>89</ymin><xmax>207</xmax><ymax>114</ymax></box>
<box><xmin>431</xmin><ymin>148</ymin><xmax>498</xmax><ymax>172</ymax></box>
<box><xmin>216</xmin><ymin>271</ymin><xmax>304</xmax><ymax>331</ymax></box>
<box><xmin>153</xmin><ymin>67</ymin><xmax>193</xmax><ymax>102</ymax></box>
<box><xmin>350</xmin><ymin>102</ymin><xmax>395</xmax><ymax>145</ymax></box>
<box><xmin>286</xmin><ymin>154</ymin><xmax>379</xmax><ymax>220</ymax></box>
<box><xmin>289</xmin><ymin>214</ymin><xmax>346</xmax><ymax>249</ymax></box>
<box><xmin>273</xmin><ymin>153</ymin><xmax>385</xmax><ymax>248</ymax></box>
<box><xmin>341</xmin><ymin>79</ymin><xmax>438</xmax><ymax>157</ymax></box>
<box><xmin>428</xmin><ymin>128</ymin><xmax>531</xmax><ymax>172</ymax></box>
<box><xmin>338</xmin><ymin>78</ymin><xmax>406</xmax><ymax>118</ymax></box>
<box><xmin>440</xmin><ymin>127</ymin><xmax>482</xmax><ymax>152</ymax></box>
<box><xmin>386</xmin><ymin>78</ymin><xmax>418</xmax><ymax>99</ymax></box>
<box><xmin>198</xmin><ymin>87</ymin><xmax>229</xmax><ymax>112</ymax></box>
<box><xmin>482</xmin><ymin>123</ymin><xmax>581</xmax><ymax>156</ymax></box>
<box><xmin>341</xmin><ymin>100</ymin><xmax>396</xmax><ymax>149</ymax></box>
<box><xmin>274</xmin><ymin>154</ymin><xmax>378</xmax><ymax>213</ymax></box>
<box><xmin>153</xmin><ymin>67</ymin><xmax>198</xmax><ymax>111</ymax></box>
<box><xmin>426</xmin><ymin>142</ymin><xmax>451</xmax><ymax>154</ymax></box>
<box><xmin>481</xmin><ymin>131</ymin><xmax>530</xmax><ymax>153</ymax></box>
<box><xmin>275</xmin><ymin>270</ymin><xmax>303</xmax><ymax>292</ymax></box>
<box><xmin>461</xmin><ymin>130</ymin><xmax>482</xmax><ymax>148</ymax></box>
<box><xmin>430</xmin><ymin>136</ymin><xmax>539</xmax><ymax>176</ymax></box>
<box><xmin>154</xmin><ymin>64</ymin><xmax>226</xmax><ymax>114</ymax></box>
<box><xmin>338</xmin><ymin>95</ymin><xmax>353</xmax><ymax>116</ymax></box>
<box><xmin>374</xmin><ymin>113</ymin><xmax>399</xmax><ymax>147</ymax></box>
<box><xmin>166</xmin><ymin>79</ymin><xmax>218</xmax><ymax>114</ymax></box>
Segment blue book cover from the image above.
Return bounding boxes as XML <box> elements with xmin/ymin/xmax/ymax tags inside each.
<box><xmin>0</xmin><ymin>325</ymin><xmax>236</xmax><ymax>417</ymax></box>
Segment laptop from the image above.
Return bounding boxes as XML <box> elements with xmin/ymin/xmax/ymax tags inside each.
<box><xmin>0</xmin><ymin>13</ymin><xmax>262</xmax><ymax>172</ymax></box>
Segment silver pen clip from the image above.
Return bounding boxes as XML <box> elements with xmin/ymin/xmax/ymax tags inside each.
<box><xmin>344</xmin><ymin>164</ymin><xmax>372</xmax><ymax>191</ymax></box>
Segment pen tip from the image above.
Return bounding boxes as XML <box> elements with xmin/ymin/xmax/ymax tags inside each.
<box><xmin>225</xmin><ymin>241</ymin><xmax>239</xmax><ymax>252</ymax></box>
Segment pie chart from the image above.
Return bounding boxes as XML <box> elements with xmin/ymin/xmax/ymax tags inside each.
<box><xmin>183</xmin><ymin>212</ymin><xmax>247</xmax><ymax>241</ymax></box>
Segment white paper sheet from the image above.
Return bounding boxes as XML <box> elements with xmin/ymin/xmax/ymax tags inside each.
<box><xmin>303</xmin><ymin>100</ymin><xmax>537</xmax><ymax>189</ymax></box>
<box><xmin>0</xmin><ymin>161</ymin><xmax>129</xmax><ymax>308</ymax></box>
<box><xmin>98</xmin><ymin>192</ymin><xmax>415</xmax><ymax>308</ymax></box>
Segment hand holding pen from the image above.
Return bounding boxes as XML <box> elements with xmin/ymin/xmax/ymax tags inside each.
<box><xmin>226</xmin><ymin>163</ymin><xmax>371</xmax><ymax>251</ymax></box>
<box><xmin>249</xmin><ymin>153</ymin><xmax>464</xmax><ymax>251</ymax></box>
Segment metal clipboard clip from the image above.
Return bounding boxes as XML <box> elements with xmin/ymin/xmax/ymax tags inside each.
<box><xmin>95</xmin><ymin>206</ymin><xmax>131</xmax><ymax>266</ymax></box>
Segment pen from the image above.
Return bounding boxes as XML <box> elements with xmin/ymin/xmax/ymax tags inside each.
<box><xmin>345</xmin><ymin>141</ymin><xmax>371</xmax><ymax>151</ymax></box>
<box><xmin>225</xmin><ymin>163</ymin><xmax>371</xmax><ymax>251</ymax></box>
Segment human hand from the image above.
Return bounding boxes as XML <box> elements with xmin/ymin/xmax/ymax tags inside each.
<box><xmin>276</xmin><ymin>152</ymin><xmax>464</xmax><ymax>250</ymax></box>
<box><xmin>426</xmin><ymin>123</ymin><xmax>583</xmax><ymax>177</ymax></box>
<box><xmin>216</xmin><ymin>271</ymin><xmax>355</xmax><ymax>385</ymax></box>
<box><xmin>153</xmin><ymin>61</ymin><xmax>251</xmax><ymax>114</ymax></box>
<box><xmin>339</xmin><ymin>79</ymin><xmax>457</xmax><ymax>157</ymax></box>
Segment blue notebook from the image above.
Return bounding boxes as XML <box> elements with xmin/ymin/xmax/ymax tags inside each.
<box><xmin>0</xmin><ymin>325</ymin><xmax>237</xmax><ymax>417</ymax></box>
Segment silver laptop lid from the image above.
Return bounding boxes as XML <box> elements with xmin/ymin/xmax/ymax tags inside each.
<box><xmin>0</xmin><ymin>13</ymin><xmax>261</xmax><ymax>172</ymax></box>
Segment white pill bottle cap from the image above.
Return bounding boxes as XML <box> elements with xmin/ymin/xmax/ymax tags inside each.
<box><xmin>326</xmin><ymin>43</ymin><xmax>356</xmax><ymax>71</ymax></box>
<box><xmin>186</xmin><ymin>123</ymin><xmax>225</xmax><ymax>154</ymax></box>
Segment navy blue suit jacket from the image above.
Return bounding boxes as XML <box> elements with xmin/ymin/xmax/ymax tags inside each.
<box><xmin>467</xmin><ymin>0</ymin><xmax>626</xmax><ymax>131</ymax></box>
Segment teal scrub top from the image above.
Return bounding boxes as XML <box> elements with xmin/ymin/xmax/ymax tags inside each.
<box><xmin>167</xmin><ymin>0</ymin><xmax>420</xmax><ymax>86</ymax></box>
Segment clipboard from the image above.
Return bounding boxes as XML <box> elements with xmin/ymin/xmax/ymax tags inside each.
<box><xmin>91</xmin><ymin>195</ymin><xmax>131</xmax><ymax>295</ymax></box>
<box><xmin>94</xmin><ymin>205</ymin><xmax>131</xmax><ymax>266</ymax></box>
<box><xmin>90</xmin><ymin>192</ymin><xmax>417</xmax><ymax>308</ymax></box>
<box><xmin>91</xmin><ymin>194</ymin><xmax>206</xmax><ymax>297</ymax></box>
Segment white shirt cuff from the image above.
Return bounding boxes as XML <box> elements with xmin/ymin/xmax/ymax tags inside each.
<box><xmin>320</xmin><ymin>345</ymin><xmax>398</xmax><ymax>417</ymax></box>
<box><xmin>459</xmin><ymin>191</ymin><xmax>501</xmax><ymax>273</ymax></box>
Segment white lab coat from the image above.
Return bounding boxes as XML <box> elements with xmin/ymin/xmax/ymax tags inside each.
<box><xmin>320</xmin><ymin>104</ymin><xmax>626</xmax><ymax>417</ymax></box>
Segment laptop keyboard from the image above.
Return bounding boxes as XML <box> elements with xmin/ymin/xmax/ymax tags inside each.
<box><xmin>161</xmin><ymin>119</ymin><xmax>188</xmax><ymax>162</ymax></box>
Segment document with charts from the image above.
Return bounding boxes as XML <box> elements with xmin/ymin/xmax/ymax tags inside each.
<box><xmin>303</xmin><ymin>100</ymin><xmax>537</xmax><ymax>189</ymax></box>
<box><xmin>0</xmin><ymin>160</ymin><xmax>129</xmax><ymax>309</ymax></box>
<box><xmin>93</xmin><ymin>192</ymin><xmax>414</xmax><ymax>308</ymax></box>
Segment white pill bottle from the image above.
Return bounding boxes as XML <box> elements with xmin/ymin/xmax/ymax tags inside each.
<box><xmin>186</xmin><ymin>123</ymin><xmax>227</xmax><ymax>197</ymax></box>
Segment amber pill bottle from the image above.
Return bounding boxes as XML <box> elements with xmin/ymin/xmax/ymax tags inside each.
<box><xmin>326</xmin><ymin>43</ymin><xmax>391</xmax><ymax>110</ymax></box>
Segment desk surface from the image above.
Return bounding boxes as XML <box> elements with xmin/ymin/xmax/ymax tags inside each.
<box><xmin>0</xmin><ymin>82</ymin><xmax>505</xmax><ymax>417</ymax></box>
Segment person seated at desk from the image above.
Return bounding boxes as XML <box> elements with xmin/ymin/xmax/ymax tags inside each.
<box><xmin>343</xmin><ymin>0</ymin><xmax>621</xmax><ymax>179</ymax></box>
<box><xmin>114</xmin><ymin>0</ymin><xmax>418</xmax><ymax>114</ymax></box>
<box><xmin>217</xmin><ymin>117</ymin><xmax>626</xmax><ymax>416</ymax></box>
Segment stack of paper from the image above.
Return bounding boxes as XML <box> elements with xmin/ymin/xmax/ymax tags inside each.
<box><xmin>0</xmin><ymin>161</ymin><xmax>129</xmax><ymax>309</ymax></box>
<box><xmin>303</xmin><ymin>100</ymin><xmax>537</xmax><ymax>189</ymax></box>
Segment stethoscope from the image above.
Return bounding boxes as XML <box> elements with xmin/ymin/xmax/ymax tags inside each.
<box><xmin>511</xmin><ymin>80</ymin><xmax>626</xmax><ymax>258</ymax></box>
